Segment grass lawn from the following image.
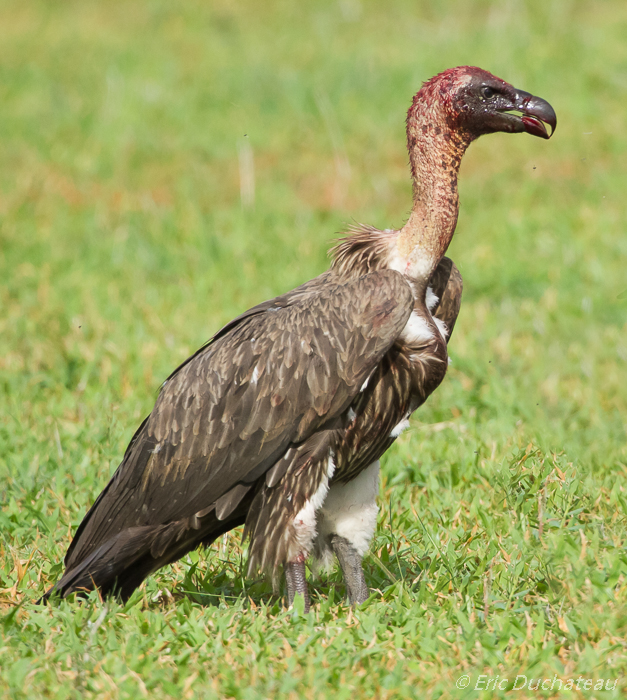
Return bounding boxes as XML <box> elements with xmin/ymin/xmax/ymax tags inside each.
<box><xmin>1</xmin><ymin>0</ymin><xmax>627</xmax><ymax>697</ymax></box>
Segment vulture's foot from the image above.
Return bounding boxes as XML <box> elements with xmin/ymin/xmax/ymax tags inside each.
<box><xmin>331</xmin><ymin>534</ymin><xmax>369</xmax><ymax>605</ymax></box>
<box><xmin>285</xmin><ymin>557</ymin><xmax>310</xmax><ymax>612</ymax></box>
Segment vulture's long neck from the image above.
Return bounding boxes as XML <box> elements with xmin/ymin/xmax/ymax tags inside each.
<box><xmin>331</xmin><ymin>90</ymin><xmax>474</xmax><ymax>295</ymax></box>
<box><xmin>393</xmin><ymin>100</ymin><xmax>473</xmax><ymax>294</ymax></box>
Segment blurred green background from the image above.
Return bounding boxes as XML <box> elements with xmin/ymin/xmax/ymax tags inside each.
<box><xmin>1</xmin><ymin>1</ymin><xmax>626</xmax><ymax>698</ymax></box>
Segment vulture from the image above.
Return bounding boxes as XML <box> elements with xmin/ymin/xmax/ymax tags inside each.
<box><xmin>44</xmin><ymin>66</ymin><xmax>555</xmax><ymax>610</ymax></box>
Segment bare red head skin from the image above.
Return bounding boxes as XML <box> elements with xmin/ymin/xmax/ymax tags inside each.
<box><xmin>409</xmin><ymin>65</ymin><xmax>556</xmax><ymax>143</ymax></box>
<box><xmin>396</xmin><ymin>67</ymin><xmax>556</xmax><ymax>286</ymax></box>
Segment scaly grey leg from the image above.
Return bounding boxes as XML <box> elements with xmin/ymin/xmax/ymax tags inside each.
<box><xmin>285</xmin><ymin>556</ymin><xmax>310</xmax><ymax>612</ymax></box>
<box><xmin>331</xmin><ymin>534</ymin><xmax>369</xmax><ymax>605</ymax></box>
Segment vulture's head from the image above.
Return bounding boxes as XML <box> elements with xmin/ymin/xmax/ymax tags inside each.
<box><xmin>411</xmin><ymin>66</ymin><xmax>557</xmax><ymax>141</ymax></box>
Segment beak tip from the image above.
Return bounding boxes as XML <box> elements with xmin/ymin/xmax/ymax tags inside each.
<box><xmin>522</xmin><ymin>95</ymin><xmax>557</xmax><ymax>139</ymax></box>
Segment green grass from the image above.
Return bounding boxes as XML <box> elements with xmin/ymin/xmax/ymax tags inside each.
<box><xmin>2</xmin><ymin>0</ymin><xmax>627</xmax><ymax>697</ymax></box>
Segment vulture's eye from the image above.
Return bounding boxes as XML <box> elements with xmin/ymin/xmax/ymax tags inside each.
<box><xmin>481</xmin><ymin>86</ymin><xmax>496</xmax><ymax>100</ymax></box>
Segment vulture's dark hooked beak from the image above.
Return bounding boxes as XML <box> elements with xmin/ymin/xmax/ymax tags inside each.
<box><xmin>505</xmin><ymin>90</ymin><xmax>557</xmax><ymax>139</ymax></box>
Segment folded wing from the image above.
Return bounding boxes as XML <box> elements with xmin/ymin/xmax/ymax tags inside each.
<box><xmin>59</xmin><ymin>269</ymin><xmax>414</xmax><ymax>588</ymax></box>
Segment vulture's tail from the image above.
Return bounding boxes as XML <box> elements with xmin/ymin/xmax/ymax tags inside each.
<box><xmin>41</xmin><ymin>524</ymin><xmax>178</xmax><ymax>602</ymax></box>
<box><xmin>41</xmin><ymin>510</ymin><xmax>248</xmax><ymax>603</ymax></box>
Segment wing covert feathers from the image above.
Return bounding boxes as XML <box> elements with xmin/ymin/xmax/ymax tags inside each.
<box><xmin>60</xmin><ymin>269</ymin><xmax>414</xmax><ymax>585</ymax></box>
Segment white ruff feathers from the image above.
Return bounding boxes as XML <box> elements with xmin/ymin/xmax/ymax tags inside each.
<box><xmin>390</xmin><ymin>418</ymin><xmax>410</xmax><ymax>438</ymax></box>
<box><xmin>400</xmin><ymin>310</ymin><xmax>433</xmax><ymax>344</ymax></box>
<box><xmin>433</xmin><ymin>316</ymin><xmax>449</xmax><ymax>340</ymax></box>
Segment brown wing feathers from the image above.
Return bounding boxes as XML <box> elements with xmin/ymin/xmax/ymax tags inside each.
<box><xmin>49</xmin><ymin>269</ymin><xmax>414</xmax><ymax>599</ymax></box>
<box><xmin>245</xmin><ymin>429</ymin><xmax>339</xmax><ymax>574</ymax></box>
<box><xmin>429</xmin><ymin>257</ymin><xmax>463</xmax><ymax>339</ymax></box>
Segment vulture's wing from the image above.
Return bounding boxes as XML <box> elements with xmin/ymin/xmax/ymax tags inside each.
<box><xmin>64</xmin><ymin>269</ymin><xmax>413</xmax><ymax>570</ymax></box>
<box><xmin>430</xmin><ymin>256</ymin><xmax>463</xmax><ymax>339</ymax></box>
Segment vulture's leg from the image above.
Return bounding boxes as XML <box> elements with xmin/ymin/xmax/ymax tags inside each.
<box><xmin>285</xmin><ymin>555</ymin><xmax>310</xmax><ymax>612</ymax></box>
<box><xmin>330</xmin><ymin>534</ymin><xmax>369</xmax><ymax>604</ymax></box>
<box><xmin>315</xmin><ymin>461</ymin><xmax>380</xmax><ymax>606</ymax></box>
